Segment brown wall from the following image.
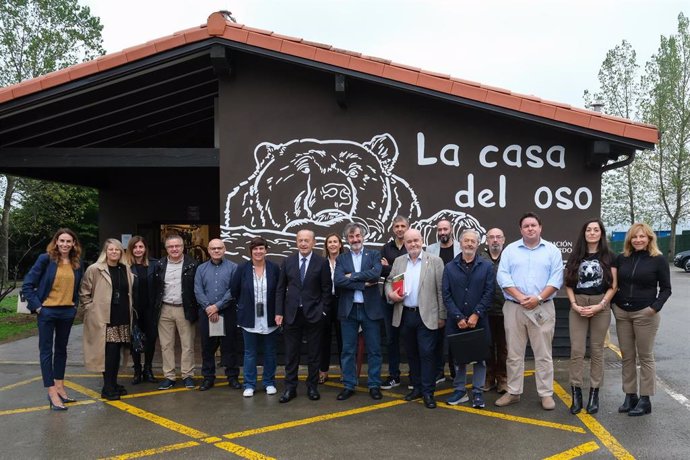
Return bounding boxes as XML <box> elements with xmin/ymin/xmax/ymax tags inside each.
<box><xmin>217</xmin><ymin>54</ymin><xmax>600</xmax><ymax>261</ymax></box>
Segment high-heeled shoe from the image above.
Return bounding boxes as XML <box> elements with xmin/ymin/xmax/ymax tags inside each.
<box><xmin>59</xmin><ymin>394</ymin><xmax>77</xmax><ymax>404</ymax></box>
<box><xmin>48</xmin><ymin>395</ymin><xmax>68</xmax><ymax>411</ymax></box>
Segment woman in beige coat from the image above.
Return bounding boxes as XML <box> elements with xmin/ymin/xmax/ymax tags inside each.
<box><xmin>80</xmin><ymin>239</ymin><xmax>134</xmax><ymax>400</ymax></box>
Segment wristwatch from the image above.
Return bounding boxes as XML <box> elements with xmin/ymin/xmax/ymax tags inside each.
<box><xmin>537</xmin><ymin>295</ymin><xmax>544</xmax><ymax>305</ymax></box>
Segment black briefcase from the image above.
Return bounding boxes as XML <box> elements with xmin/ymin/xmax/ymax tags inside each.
<box><xmin>447</xmin><ymin>328</ymin><xmax>488</xmax><ymax>364</ymax></box>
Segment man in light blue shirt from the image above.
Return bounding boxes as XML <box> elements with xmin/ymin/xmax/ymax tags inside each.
<box><xmin>194</xmin><ymin>239</ymin><xmax>239</xmax><ymax>391</ymax></box>
<box><xmin>495</xmin><ymin>212</ymin><xmax>563</xmax><ymax>410</ymax></box>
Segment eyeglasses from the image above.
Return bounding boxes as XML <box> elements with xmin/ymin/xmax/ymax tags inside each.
<box><xmin>209</xmin><ymin>247</ymin><xmax>225</xmax><ymax>251</ymax></box>
<box><xmin>166</xmin><ymin>244</ymin><xmax>183</xmax><ymax>249</ymax></box>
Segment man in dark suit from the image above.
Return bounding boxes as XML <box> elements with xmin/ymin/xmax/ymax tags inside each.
<box><xmin>275</xmin><ymin>229</ymin><xmax>332</xmax><ymax>403</ymax></box>
<box><xmin>334</xmin><ymin>222</ymin><xmax>383</xmax><ymax>401</ymax></box>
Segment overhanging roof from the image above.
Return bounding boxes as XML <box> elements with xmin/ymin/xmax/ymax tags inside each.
<box><xmin>0</xmin><ymin>11</ymin><xmax>658</xmax><ymax>151</ymax></box>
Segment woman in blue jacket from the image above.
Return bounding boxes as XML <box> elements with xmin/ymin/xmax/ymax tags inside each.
<box><xmin>21</xmin><ymin>228</ymin><xmax>84</xmax><ymax>411</ymax></box>
<box><xmin>231</xmin><ymin>237</ymin><xmax>280</xmax><ymax>397</ymax></box>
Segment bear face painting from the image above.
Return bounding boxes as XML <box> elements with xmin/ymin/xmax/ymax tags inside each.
<box><xmin>221</xmin><ymin>133</ymin><xmax>485</xmax><ymax>259</ymax></box>
<box><xmin>224</xmin><ymin>134</ymin><xmax>421</xmax><ymax>242</ymax></box>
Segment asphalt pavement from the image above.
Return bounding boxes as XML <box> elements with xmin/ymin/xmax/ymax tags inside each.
<box><xmin>1</xmin><ymin>267</ymin><xmax>689</xmax><ymax>459</ymax></box>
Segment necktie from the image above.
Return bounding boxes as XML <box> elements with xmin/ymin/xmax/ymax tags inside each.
<box><xmin>300</xmin><ymin>257</ymin><xmax>307</xmax><ymax>282</ymax></box>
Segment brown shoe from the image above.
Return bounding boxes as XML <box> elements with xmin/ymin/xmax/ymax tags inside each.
<box><xmin>495</xmin><ymin>393</ymin><xmax>520</xmax><ymax>407</ymax></box>
<box><xmin>541</xmin><ymin>396</ymin><xmax>556</xmax><ymax>410</ymax></box>
<box><xmin>496</xmin><ymin>379</ymin><xmax>508</xmax><ymax>394</ymax></box>
<box><xmin>482</xmin><ymin>376</ymin><xmax>495</xmax><ymax>392</ymax></box>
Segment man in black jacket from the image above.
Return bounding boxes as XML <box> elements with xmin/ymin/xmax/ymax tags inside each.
<box><xmin>379</xmin><ymin>215</ymin><xmax>408</xmax><ymax>390</ymax></box>
<box><xmin>275</xmin><ymin>229</ymin><xmax>332</xmax><ymax>402</ymax></box>
<box><xmin>154</xmin><ymin>234</ymin><xmax>199</xmax><ymax>390</ymax></box>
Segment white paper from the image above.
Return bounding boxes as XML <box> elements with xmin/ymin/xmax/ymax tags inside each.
<box><xmin>209</xmin><ymin>315</ymin><xmax>225</xmax><ymax>336</ymax></box>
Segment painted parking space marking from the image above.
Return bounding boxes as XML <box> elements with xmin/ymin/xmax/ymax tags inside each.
<box><xmin>100</xmin><ymin>441</ymin><xmax>200</xmax><ymax>460</ymax></box>
<box><xmin>553</xmin><ymin>381</ymin><xmax>634</xmax><ymax>459</ymax></box>
<box><xmin>0</xmin><ymin>399</ymin><xmax>96</xmax><ymax>416</ymax></box>
<box><xmin>438</xmin><ymin>402</ymin><xmax>586</xmax><ymax>433</ymax></box>
<box><xmin>543</xmin><ymin>441</ymin><xmax>600</xmax><ymax>459</ymax></box>
<box><xmin>0</xmin><ymin>376</ymin><xmax>41</xmax><ymax>391</ymax></box>
<box><xmin>224</xmin><ymin>399</ymin><xmax>407</xmax><ymax>439</ymax></box>
<box><xmin>107</xmin><ymin>400</ymin><xmax>211</xmax><ymax>439</ymax></box>
<box><xmin>214</xmin><ymin>442</ymin><xmax>276</xmax><ymax>459</ymax></box>
<box><xmin>0</xmin><ymin>368</ymin><xmax>637</xmax><ymax>459</ymax></box>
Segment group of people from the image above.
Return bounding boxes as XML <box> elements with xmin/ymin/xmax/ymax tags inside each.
<box><xmin>21</xmin><ymin>213</ymin><xmax>670</xmax><ymax>417</ymax></box>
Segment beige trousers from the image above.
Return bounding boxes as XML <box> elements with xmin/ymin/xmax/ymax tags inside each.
<box><xmin>503</xmin><ymin>300</ymin><xmax>555</xmax><ymax>397</ymax></box>
<box><xmin>613</xmin><ymin>304</ymin><xmax>660</xmax><ymax>396</ymax></box>
<box><xmin>569</xmin><ymin>293</ymin><xmax>611</xmax><ymax>388</ymax></box>
<box><xmin>158</xmin><ymin>304</ymin><xmax>196</xmax><ymax>380</ymax></box>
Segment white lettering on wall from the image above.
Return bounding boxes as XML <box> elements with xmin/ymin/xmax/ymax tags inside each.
<box><xmin>440</xmin><ymin>144</ymin><xmax>460</xmax><ymax>167</ymax></box>
<box><xmin>417</xmin><ymin>132</ymin><xmax>437</xmax><ymax>165</ymax></box>
<box><xmin>535</xmin><ymin>186</ymin><xmax>593</xmax><ymax>210</ymax></box>
<box><xmin>454</xmin><ymin>174</ymin><xmax>506</xmax><ymax>208</ymax></box>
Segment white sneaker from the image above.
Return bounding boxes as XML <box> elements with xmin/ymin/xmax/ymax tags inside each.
<box><xmin>243</xmin><ymin>388</ymin><xmax>254</xmax><ymax>397</ymax></box>
<box><xmin>265</xmin><ymin>385</ymin><xmax>277</xmax><ymax>395</ymax></box>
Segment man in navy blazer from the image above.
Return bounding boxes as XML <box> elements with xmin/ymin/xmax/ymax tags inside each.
<box><xmin>334</xmin><ymin>222</ymin><xmax>384</xmax><ymax>400</ymax></box>
<box><xmin>275</xmin><ymin>229</ymin><xmax>332</xmax><ymax>403</ymax></box>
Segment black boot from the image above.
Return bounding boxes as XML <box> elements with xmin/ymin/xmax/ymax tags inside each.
<box><xmin>142</xmin><ymin>365</ymin><xmax>158</xmax><ymax>383</ymax></box>
<box><xmin>586</xmin><ymin>388</ymin><xmax>599</xmax><ymax>414</ymax></box>
<box><xmin>628</xmin><ymin>396</ymin><xmax>652</xmax><ymax>416</ymax></box>
<box><xmin>132</xmin><ymin>365</ymin><xmax>142</xmax><ymax>385</ymax></box>
<box><xmin>570</xmin><ymin>386</ymin><xmax>583</xmax><ymax>414</ymax></box>
<box><xmin>618</xmin><ymin>393</ymin><xmax>639</xmax><ymax>413</ymax></box>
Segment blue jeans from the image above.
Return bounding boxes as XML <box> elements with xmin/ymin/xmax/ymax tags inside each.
<box><xmin>382</xmin><ymin>298</ymin><xmax>400</xmax><ymax>379</ymax></box>
<box><xmin>37</xmin><ymin>306</ymin><xmax>76</xmax><ymax>387</ymax></box>
<box><xmin>242</xmin><ymin>329</ymin><xmax>277</xmax><ymax>390</ymax></box>
<box><xmin>340</xmin><ymin>303</ymin><xmax>382</xmax><ymax>390</ymax></box>
<box><xmin>453</xmin><ymin>360</ymin><xmax>487</xmax><ymax>393</ymax></box>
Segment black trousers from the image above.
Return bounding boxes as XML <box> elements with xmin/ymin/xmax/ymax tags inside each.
<box><xmin>319</xmin><ymin>299</ymin><xmax>342</xmax><ymax>372</ymax></box>
<box><xmin>197</xmin><ymin>310</ymin><xmax>240</xmax><ymax>380</ymax></box>
<box><xmin>104</xmin><ymin>342</ymin><xmax>123</xmax><ymax>391</ymax></box>
<box><xmin>401</xmin><ymin>308</ymin><xmax>438</xmax><ymax>396</ymax></box>
<box><xmin>283</xmin><ymin>309</ymin><xmax>323</xmax><ymax>391</ymax></box>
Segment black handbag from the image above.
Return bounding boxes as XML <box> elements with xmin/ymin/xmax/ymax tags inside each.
<box><xmin>131</xmin><ymin>310</ymin><xmax>146</xmax><ymax>353</ymax></box>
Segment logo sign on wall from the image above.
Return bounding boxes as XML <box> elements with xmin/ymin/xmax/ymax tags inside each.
<box><xmin>221</xmin><ymin>133</ymin><xmax>589</xmax><ymax>259</ymax></box>
<box><xmin>221</xmin><ymin>133</ymin><xmax>485</xmax><ymax>258</ymax></box>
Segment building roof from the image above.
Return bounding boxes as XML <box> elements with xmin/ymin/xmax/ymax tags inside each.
<box><xmin>0</xmin><ymin>11</ymin><xmax>658</xmax><ymax>146</ymax></box>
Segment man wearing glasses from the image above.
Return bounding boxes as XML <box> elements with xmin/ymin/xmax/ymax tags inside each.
<box><xmin>481</xmin><ymin>228</ymin><xmax>508</xmax><ymax>394</ymax></box>
<box><xmin>194</xmin><ymin>239</ymin><xmax>241</xmax><ymax>391</ymax></box>
<box><xmin>154</xmin><ymin>234</ymin><xmax>199</xmax><ymax>390</ymax></box>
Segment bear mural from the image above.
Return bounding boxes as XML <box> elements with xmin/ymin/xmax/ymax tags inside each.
<box><xmin>221</xmin><ymin>133</ymin><xmax>484</xmax><ymax>258</ymax></box>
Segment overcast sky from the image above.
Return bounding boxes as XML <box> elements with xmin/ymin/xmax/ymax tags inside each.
<box><xmin>81</xmin><ymin>0</ymin><xmax>686</xmax><ymax>110</ymax></box>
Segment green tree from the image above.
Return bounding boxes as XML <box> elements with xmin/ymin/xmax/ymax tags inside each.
<box><xmin>584</xmin><ymin>40</ymin><xmax>656</xmax><ymax>229</ymax></box>
<box><xmin>640</xmin><ymin>13</ymin><xmax>690</xmax><ymax>258</ymax></box>
<box><xmin>0</xmin><ymin>0</ymin><xmax>103</xmax><ymax>282</ymax></box>
<box><xmin>9</xmin><ymin>181</ymin><xmax>99</xmax><ymax>276</ymax></box>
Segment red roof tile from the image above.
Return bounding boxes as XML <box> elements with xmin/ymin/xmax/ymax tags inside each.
<box><xmin>281</xmin><ymin>40</ymin><xmax>317</xmax><ymax>60</ymax></box>
<box><xmin>0</xmin><ymin>11</ymin><xmax>658</xmax><ymax>145</ymax></box>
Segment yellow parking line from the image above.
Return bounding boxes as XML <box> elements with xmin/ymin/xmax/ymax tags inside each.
<box><xmin>64</xmin><ymin>380</ymin><xmax>102</xmax><ymax>399</ymax></box>
<box><xmin>214</xmin><ymin>442</ymin><xmax>276</xmax><ymax>459</ymax></box>
<box><xmin>439</xmin><ymin>402</ymin><xmax>586</xmax><ymax>433</ymax></box>
<box><xmin>99</xmin><ymin>441</ymin><xmax>200</xmax><ymax>459</ymax></box>
<box><xmin>107</xmin><ymin>400</ymin><xmax>210</xmax><ymax>439</ymax></box>
<box><xmin>225</xmin><ymin>399</ymin><xmax>407</xmax><ymax>439</ymax></box>
<box><xmin>121</xmin><ymin>387</ymin><xmax>190</xmax><ymax>399</ymax></box>
<box><xmin>0</xmin><ymin>399</ymin><xmax>96</xmax><ymax>416</ymax></box>
<box><xmin>553</xmin><ymin>382</ymin><xmax>634</xmax><ymax>459</ymax></box>
<box><xmin>0</xmin><ymin>376</ymin><xmax>42</xmax><ymax>391</ymax></box>
<box><xmin>608</xmin><ymin>343</ymin><xmax>622</xmax><ymax>357</ymax></box>
<box><xmin>543</xmin><ymin>441</ymin><xmax>600</xmax><ymax>459</ymax></box>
